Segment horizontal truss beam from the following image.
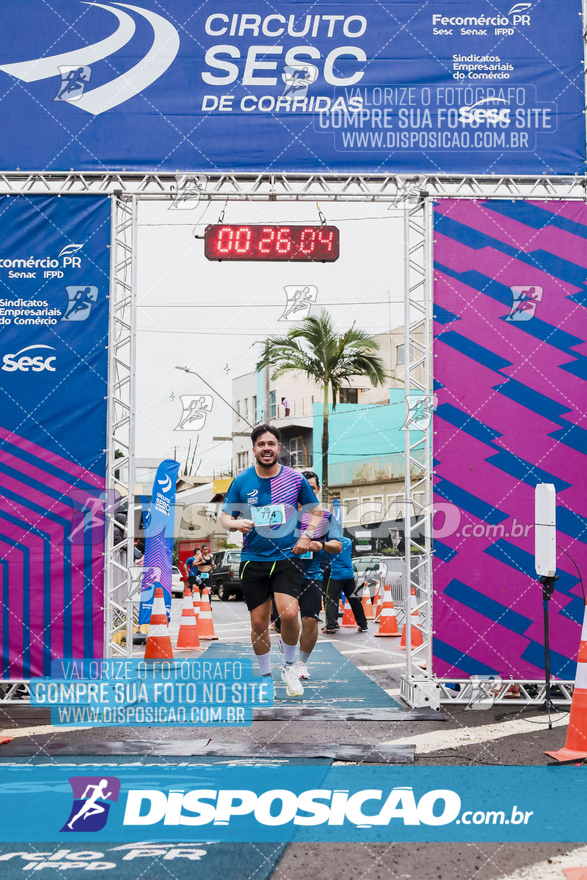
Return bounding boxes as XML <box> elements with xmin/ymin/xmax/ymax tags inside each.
<box><xmin>0</xmin><ymin>172</ymin><xmax>583</xmax><ymax>199</ymax></box>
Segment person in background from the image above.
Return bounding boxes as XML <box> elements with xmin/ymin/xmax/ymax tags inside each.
<box><xmin>197</xmin><ymin>544</ymin><xmax>216</xmax><ymax>588</ymax></box>
<box><xmin>292</xmin><ymin>471</ymin><xmax>341</xmax><ymax>679</ymax></box>
<box><xmin>281</xmin><ymin>396</ymin><xmax>290</xmax><ymax>417</ymax></box>
<box><xmin>184</xmin><ymin>548</ymin><xmax>203</xmax><ymax>590</ymax></box>
<box><xmin>323</xmin><ymin>536</ymin><xmax>369</xmax><ymax>634</ymax></box>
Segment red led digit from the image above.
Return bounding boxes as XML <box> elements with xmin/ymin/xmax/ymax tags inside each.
<box><xmin>258</xmin><ymin>227</ymin><xmax>275</xmax><ymax>254</ymax></box>
<box><xmin>276</xmin><ymin>228</ymin><xmax>292</xmax><ymax>254</ymax></box>
<box><xmin>217</xmin><ymin>227</ymin><xmax>233</xmax><ymax>254</ymax></box>
<box><xmin>299</xmin><ymin>228</ymin><xmax>316</xmax><ymax>253</ymax></box>
<box><xmin>234</xmin><ymin>226</ymin><xmax>252</xmax><ymax>254</ymax></box>
<box><xmin>317</xmin><ymin>229</ymin><xmax>334</xmax><ymax>252</ymax></box>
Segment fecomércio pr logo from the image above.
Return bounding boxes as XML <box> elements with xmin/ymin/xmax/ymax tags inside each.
<box><xmin>61</xmin><ymin>777</ymin><xmax>121</xmax><ymax>833</ymax></box>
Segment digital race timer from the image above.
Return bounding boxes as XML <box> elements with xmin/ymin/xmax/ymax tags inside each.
<box><xmin>204</xmin><ymin>224</ymin><xmax>339</xmax><ymax>262</ymax></box>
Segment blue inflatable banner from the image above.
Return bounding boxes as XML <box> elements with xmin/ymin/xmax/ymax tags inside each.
<box><xmin>0</xmin><ymin>195</ymin><xmax>111</xmax><ymax>679</ymax></box>
<box><xmin>0</xmin><ymin>1</ymin><xmax>582</xmax><ymax>174</ymax></box>
<box><xmin>138</xmin><ymin>458</ymin><xmax>180</xmax><ymax>624</ymax></box>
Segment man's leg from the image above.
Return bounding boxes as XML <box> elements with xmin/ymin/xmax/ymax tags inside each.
<box><xmin>273</xmin><ymin>590</ymin><xmax>304</xmax><ymax>697</ymax></box>
<box><xmin>344</xmin><ymin>577</ymin><xmax>368</xmax><ymax>631</ymax></box>
<box><xmin>248</xmin><ymin>598</ymin><xmax>273</xmax><ymax>674</ymax></box>
<box><xmin>239</xmin><ymin>561</ymin><xmax>273</xmax><ymax>676</ymax></box>
<box><xmin>324</xmin><ymin>577</ymin><xmax>342</xmax><ymax>631</ymax></box>
<box><xmin>273</xmin><ymin>591</ymin><xmax>300</xmax><ymax>662</ymax></box>
<box><xmin>299</xmin><ymin>617</ymin><xmax>319</xmax><ymax>656</ymax></box>
<box><xmin>296</xmin><ymin>577</ymin><xmax>321</xmax><ymax>678</ymax></box>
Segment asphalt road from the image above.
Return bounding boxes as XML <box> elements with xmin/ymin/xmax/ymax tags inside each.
<box><xmin>1</xmin><ymin>593</ymin><xmax>584</xmax><ymax>880</ymax></box>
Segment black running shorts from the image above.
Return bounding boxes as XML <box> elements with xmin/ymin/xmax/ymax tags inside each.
<box><xmin>238</xmin><ymin>557</ymin><xmax>306</xmax><ymax>611</ymax></box>
<box><xmin>298</xmin><ymin>576</ymin><xmax>323</xmax><ymax>621</ymax></box>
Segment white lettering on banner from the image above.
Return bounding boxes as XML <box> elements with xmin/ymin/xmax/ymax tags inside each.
<box><xmin>202</xmin><ymin>44</ymin><xmax>366</xmax><ymax>86</ymax></box>
<box><xmin>204</xmin><ymin>14</ymin><xmax>367</xmax><ymax>38</ymax></box>
<box><xmin>1</xmin><ymin>345</ymin><xmax>57</xmax><ymax>372</ymax></box>
<box><xmin>123</xmin><ymin>786</ymin><xmax>465</xmax><ymax>827</ymax></box>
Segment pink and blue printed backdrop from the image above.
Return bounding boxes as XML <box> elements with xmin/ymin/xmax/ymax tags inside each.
<box><xmin>433</xmin><ymin>200</ymin><xmax>587</xmax><ymax>681</ymax></box>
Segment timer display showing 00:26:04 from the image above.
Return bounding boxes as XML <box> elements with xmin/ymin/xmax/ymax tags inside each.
<box><xmin>204</xmin><ymin>224</ymin><xmax>340</xmax><ymax>262</ymax></box>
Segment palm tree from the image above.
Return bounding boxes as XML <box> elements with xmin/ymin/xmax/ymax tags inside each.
<box><xmin>258</xmin><ymin>309</ymin><xmax>388</xmax><ymax>502</ymax></box>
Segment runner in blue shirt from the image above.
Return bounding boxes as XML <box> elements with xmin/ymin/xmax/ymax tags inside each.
<box><xmin>295</xmin><ymin>471</ymin><xmax>342</xmax><ymax>679</ymax></box>
<box><xmin>221</xmin><ymin>424</ymin><xmax>323</xmax><ymax>696</ymax></box>
<box><xmin>323</xmin><ymin>536</ymin><xmax>369</xmax><ymax>633</ymax></box>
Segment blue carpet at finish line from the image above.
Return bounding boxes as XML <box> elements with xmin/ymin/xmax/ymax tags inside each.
<box><xmin>200</xmin><ymin>641</ymin><xmax>401</xmax><ymax>709</ymax></box>
<box><xmin>0</xmin><ymin>843</ymin><xmax>286</xmax><ymax>880</ymax></box>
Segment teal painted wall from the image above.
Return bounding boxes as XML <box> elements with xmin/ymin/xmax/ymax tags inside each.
<box><xmin>312</xmin><ymin>389</ymin><xmax>408</xmax><ymax>484</ymax></box>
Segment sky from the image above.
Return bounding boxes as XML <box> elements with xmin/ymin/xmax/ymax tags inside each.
<box><xmin>135</xmin><ymin>197</ymin><xmax>405</xmax><ymax>476</ymax></box>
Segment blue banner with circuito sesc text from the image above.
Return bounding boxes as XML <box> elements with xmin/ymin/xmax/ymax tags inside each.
<box><xmin>0</xmin><ymin>0</ymin><xmax>582</xmax><ymax>175</ymax></box>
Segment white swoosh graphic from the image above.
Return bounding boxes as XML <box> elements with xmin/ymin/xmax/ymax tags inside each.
<box><xmin>0</xmin><ymin>3</ymin><xmax>136</xmax><ymax>82</ymax></box>
<box><xmin>158</xmin><ymin>475</ymin><xmax>172</xmax><ymax>492</ymax></box>
<box><xmin>75</xmin><ymin>3</ymin><xmax>180</xmax><ymax>115</ymax></box>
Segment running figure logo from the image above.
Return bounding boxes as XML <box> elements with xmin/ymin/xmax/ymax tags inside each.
<box><xmin>61</xmin><ymin>285</ymin><xmax>98</xmax><ymax>322</ymax></box>
<box><xmin>505</xmin><ymin>285</ymin><xmax>543</xmax><ymax>322</ymax></box>
<box><xmin>55</xmin><ymin>66</ymin><xmax>91</xmax><ymax>102</ymax></box>
<box><xmin>281</xmin><ymin>63</ymin><xmax>318</xmax><ymax>99</ymax></box>
<box><xmin>401</xmin><ymin>394</ymin><xmax>438</xmax><ymax>432</ymax></box>
<box><xmin>174</xmin><ymin>395</ymin><xmax>214</xmax><ymax>431</ymax></box>
<box><xmin>61</xmin><ymin>776</ymin><xmax>120</xmax><ymax>832</ymax></box>
<box><xmin>279</xmin><ymin>285</ymin><xmax>318</xmax><ymax>321</ymax></box>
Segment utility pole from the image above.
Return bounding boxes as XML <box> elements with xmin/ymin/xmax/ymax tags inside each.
<box><xmin>264</xmin><ymin>339</ymin><xmax>270</xmax><ymax>423</ymax></box>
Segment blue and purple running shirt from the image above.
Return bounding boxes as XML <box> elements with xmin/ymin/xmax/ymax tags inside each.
<box><xmin>222</xmin><ymin>465</ymin><xmax>319</xmax><ymax>561</ymax></box>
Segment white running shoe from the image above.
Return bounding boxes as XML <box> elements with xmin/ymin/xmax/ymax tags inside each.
<box><xmin>281</xmin><ymin>664</ymin><xmax>304</xmax><ymax>697</ymax></box>
<box><xmin>295</xmin><ymin>660</ymin><xmax>310</xmax><ymax>680</ymax></box>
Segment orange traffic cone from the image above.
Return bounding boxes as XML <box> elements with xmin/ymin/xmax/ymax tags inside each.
<box><xmin>362</xmin><ymin>584</ymin><xmax>375</xmax><ymax>620</ymax></box>
<box><xmin>399</xmin><ymin>587</ymin><xmax>423</xmax><ymax>649</ymax></box>
<box><xmin>340</xmin><ymin>593</ymin><xmax>357</xmax><ymax>627</ymax></box>
<box><xmin>546</xmin><ymin>604</ymin><xmax>587</xmax><ymax>762</ymax></box>
<box><xmin>375</xmin><ymin>583</ymin><xmax>400</xmax><ymax>637</ymax></box>
<box><xmin>563</xmin><ymin>869</ymin><xmax>587</xmax><ymax>880</ymax></box>
<box><xmin>373</xmin><ymin>582</ymin><xmax>382</xmax><ymax>620</ymax></box>
<box><xmin>176</xmin><ymin>585</ymin><xmax>204</xmax><ymax>651</ymax></box>
<box><xmin>144</xmin><ymin>586</ymin><xmax>174</xmax><ymax>660</ymax></box>
<box><xmin>198</xmin><ymin>587</ymin><xmax>218</xmax><ymax>640</ymax></box>
<box><xmin>192</xmin><ymin>586</ymin><xmax>201</xmax><ymax>619</ymax></box>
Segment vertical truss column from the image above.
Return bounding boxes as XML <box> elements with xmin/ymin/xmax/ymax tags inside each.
<box><xmin>105</xmin><ymin>194</ymin><xmax>137</xmax><ymax>658</ymax></box>
<box><xmin>401</xmin><ymin>195</ymin><xmax>435</xmax><ymax>707</ymax></box>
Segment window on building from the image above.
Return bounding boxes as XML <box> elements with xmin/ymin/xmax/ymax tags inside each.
<box><xmin>269</xmin><ymin>390</ymin><xmax>276</xmax><ymax>419</ymax></box>
<box><xmin>397</xmin><ymin>343</ymin><xmax>415</xmax><ymax>365</ymax></box>
<box><xmin>236</xmin><ymin>451</ymin><xmax>249</xmax><ymax>472</ymax></box>
<box><xmin>340</xmin><ymin>387</ymin><xmax>358</xmax><ymax>404</ymax></box>
<box><xmin>236</xmin><ymin>400</ymin><xmax>241</xmax><ymax>419</ymax></box>
<box><xmin>361</xmin><ymin>495</ymin><xmax>383</xmax><ymax>524</ymax></box>
<box><xmin>345</xmin><ymin>497</ymin><xmax>361</xmax><ymax>522</ymax></box>
<box><xmin>387</xmin><ymin>494</ymin><xmax>405</xmax><ymax>520</ymax></box>
<box><xmin>243</xmin><ymin>398</ymin><xmax>248</xmax><ymax>422</ymax></box>
<box><xmin>290</xmin><ymin>436</ymin><xmax>306</xmax><ymax>468</ymax></box>
<box><xmin>252</xmin><ymin>395</ymin><xmax>257</xmax><ymax>422</ymax></box>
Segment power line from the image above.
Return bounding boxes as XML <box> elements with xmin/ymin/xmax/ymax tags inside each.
<box><xmin>139</xmin><ymin>300</ymin><xmax>404</xmax><ymax>307</ymax></box>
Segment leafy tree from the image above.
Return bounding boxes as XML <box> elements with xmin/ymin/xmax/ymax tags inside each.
<box><xmin>258</xmin><ymin>310</ymin><xmax>387</xmax><ymax>502</ymax></box>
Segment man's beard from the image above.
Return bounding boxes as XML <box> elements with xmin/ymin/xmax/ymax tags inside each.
<box><xmin>255</xmin><ymin>451</ymin><xmax>279</xmax><ymax>469</ymax></box>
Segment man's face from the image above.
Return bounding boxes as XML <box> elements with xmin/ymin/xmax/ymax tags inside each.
<box><xmin>307</xmin><ymin>476</ymin><xmax>321</xmax><ymax>499</ymax></box>
<box><xmin>253</xmin><ymin>432</ymin><xmax>280</xmax><ymax>468</ymax></box>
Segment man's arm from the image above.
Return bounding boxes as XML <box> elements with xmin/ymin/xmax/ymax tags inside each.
<box><xmin>220</xmin><ymin>511</ymin><xmax>254</xmax><ymax>534</ymax></box>
<box><xmin>292</xmin><ymin>504</ymin><xmax>323</xmax><ymax>555</ymax></box>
